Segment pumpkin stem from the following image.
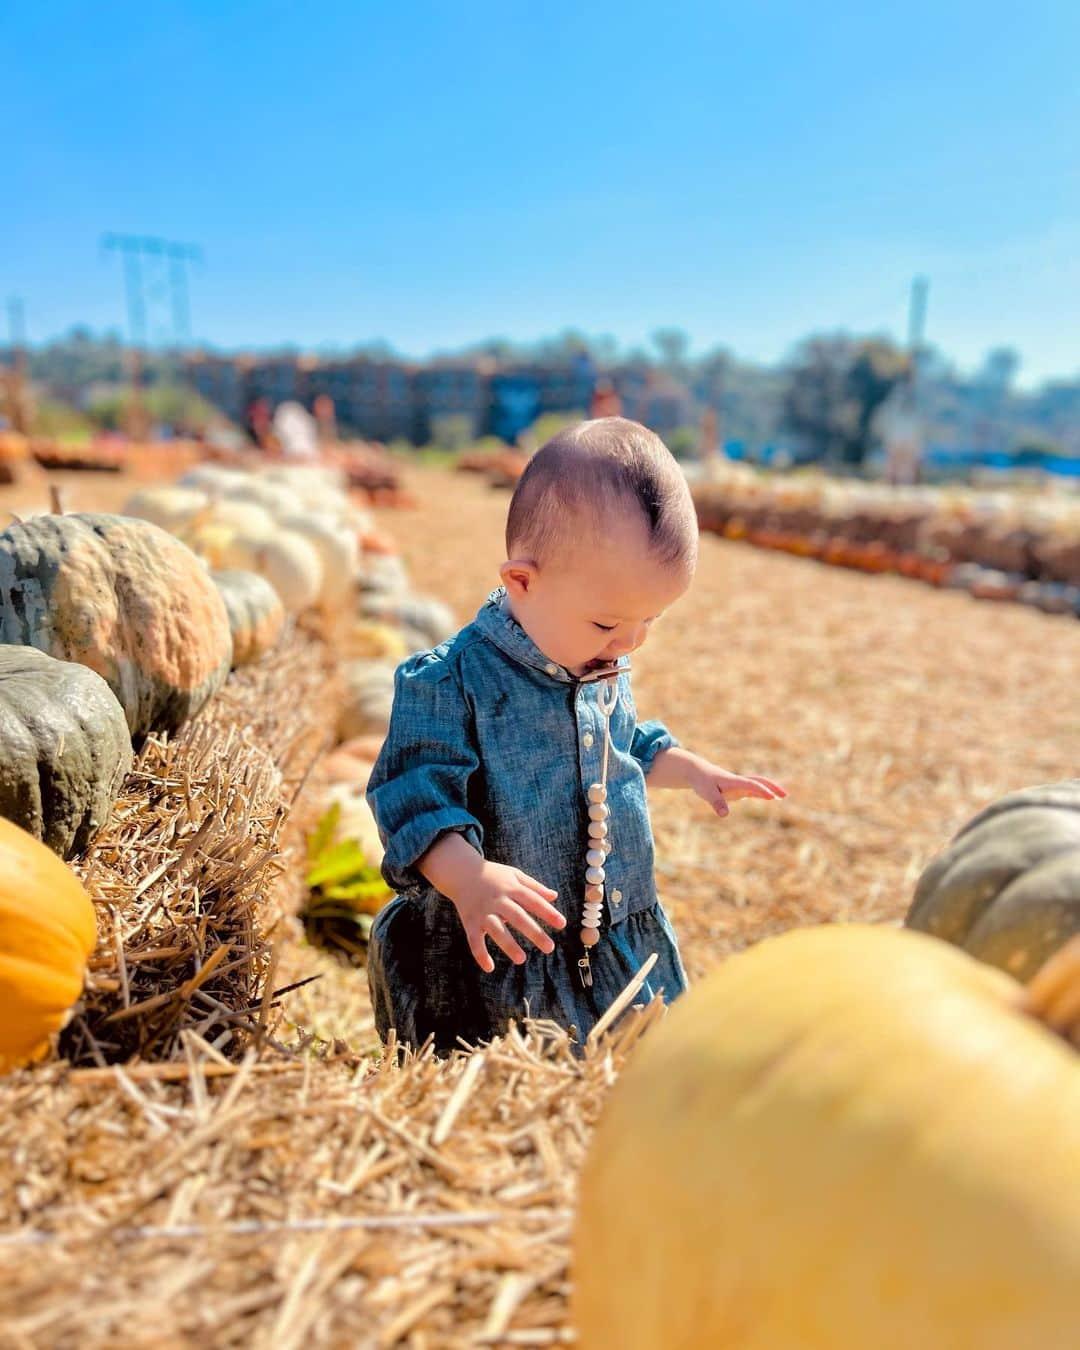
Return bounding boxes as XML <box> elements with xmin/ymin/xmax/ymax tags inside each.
<box><xmin>49</xmin><ymin>485</ymin><xmax>65</xmax><ymax>516</ymax></box>
<box><xmin>1022</xmin><ymin>936</ymin><xmax>1080</xmax><ymax>1047</ymax></box>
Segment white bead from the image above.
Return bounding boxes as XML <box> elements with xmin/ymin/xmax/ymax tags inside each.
<box><xmin>585</xmin><ymin>884</ymin><xmax>604</xmax><ymax>902</ymax></box>
<box><xmin>583</xmin><ymin>900</ymin><xmax>603</xmax><ymax>917</ymax></box>
<box><xmin>587</xmin><ymin>784</ymin><xmax>607</xmax><ymax>803</ymax></box>
<box><xmin>585</xmin><ymin>865</ymin><xmax>605</xmax><ymax>885</ymax></box>
<box><xmin>585</xmin><ymin>848</ymin><xmax>605</xmax><ymax>868</ymax></box>
<box><xmin>587</xmin><ymin>820</ymin><xmax>608</xmax><ymax>839</ymax></box>
<box><xmin>581</xmin><ymin>927</ymin><xmax>600</xmax><ymax>947</ymax></box>
<box><xmin>583</xmin><ymin>913</ymin><xmax>602</xmax><ymax>927</ymax></box>
<box><xmin>588</xmin><ymin>803</ymin><xmax>609</xmax><ymax>821</ymax></box>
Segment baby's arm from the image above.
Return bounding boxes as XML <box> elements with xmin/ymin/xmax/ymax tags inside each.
<box><xmin>647</xmin><ymin>746</ymin><xmax>787</xmax><ymax>818</ymax></box>
<box><xmin>367</xmin><ymin>655</ymin><xmax>564</xmax><ymax>972</ymax></box>
<box><xmin>417</xmin><ymin>835</ymin><xmax>565</xmax><ymax>973</ymax></box>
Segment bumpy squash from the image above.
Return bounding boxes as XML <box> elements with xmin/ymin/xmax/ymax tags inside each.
<box><xmin>0</xmin><ymin>514</ymin><xmax>232</xmax><ymax>741</ymax></box>
<box><xmin>574</xmin><ymin>925</ymin><xmax>1080</xmax><ymax>1350</ymax></box>
<box><xmin>212</xmin><ymin>570</ymin><xmax>286</xmax><ymax>668</ymax></box>
<box><xmin>0</xmin><ymin>646</ymin><xmax>132</xmax><ymax>857</ymax></box>
<box><xmin>0</xmin><ymin>817</ymin><xmax>97</xmax><ymax>1071</ymax></box>
<box><xmin>907</xmin><ymin>779</ymin><xmax>1080</xmax><ymax>980</ymax></box>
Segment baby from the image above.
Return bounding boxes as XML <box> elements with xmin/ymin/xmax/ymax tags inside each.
<box><xmin>366</xmin><ymin>417</ymin><xmax>785</xmax><ymax>1051</ymax></box>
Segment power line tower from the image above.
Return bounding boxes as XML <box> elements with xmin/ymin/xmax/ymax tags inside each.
<box><xmin>102</xmin><ymin>234</ymin><xmax>203</xmax><ymax>437</ymax></box>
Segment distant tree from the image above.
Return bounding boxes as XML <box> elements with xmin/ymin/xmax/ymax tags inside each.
<box><xmin>978</xmin><ymin>346</ymin><xmax>1021</xmax><ymax>391</ymax></box>
<box><xmin>651</xmin><ymin>327</ymin><xmax>691</xmax><ymax>374</ymax></box>
<box><xmin>783</xmin><ymin>335</ymin><xmax>909</xmax><ymax>467</ymax></box>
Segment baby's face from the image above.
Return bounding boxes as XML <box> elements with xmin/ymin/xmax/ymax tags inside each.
<box><xmin>503</xmin><ymin>514</ymin><xmax>693</xmax><ymax>676</ymax></box>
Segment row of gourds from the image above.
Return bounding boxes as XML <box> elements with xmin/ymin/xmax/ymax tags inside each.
<box><xmin>0</xmin><ymin>460</ymin><xmax>449</xmax><ymax>1069</ymax></box>
<box><xmin>694</xmin><ymin>465</ymin><xmax>1080</xmax><ymax>612</ymax></box>
<box><xmin>576</xmin><ymin>778</ymin><xmax>1080</xmax><ymax>1348</ymax></box>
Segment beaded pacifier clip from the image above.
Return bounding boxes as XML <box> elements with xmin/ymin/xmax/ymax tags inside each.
<box><xmin>575</xmin><ymin>669</ymin><xmax>621</xmax><ymax>988</ymax></box>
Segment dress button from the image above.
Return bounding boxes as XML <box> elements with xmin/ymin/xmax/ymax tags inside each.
<box><xmin>545</xmin><ymin>662</ymin><xmax>559</xmax><ymax>676</ymax></box>
<box><xmin>583</xmin><ymin>731</ymin><xmax>594</xmax><ymax>748</ymax></box>
<box><xmin>611</xmin><ymin>888</ymin><xmax>623</xmax><ymax>905</ymax></box>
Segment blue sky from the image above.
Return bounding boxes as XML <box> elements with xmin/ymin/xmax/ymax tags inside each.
<box><xmin>5</xmin><ymin>1</ymin><xmax>1080</xmax><ymax>385</ymax></box>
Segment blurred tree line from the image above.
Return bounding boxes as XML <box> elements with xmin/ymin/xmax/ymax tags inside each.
<box><xmin>6</xmin><ymin>324</ymin><xmax>1078</xmax><ymax>464</ymax></box>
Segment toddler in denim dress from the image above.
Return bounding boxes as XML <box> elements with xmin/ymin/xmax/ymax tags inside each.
<box><xmin>366</xmin><ymin>418</ymin><xmax>786</xmax><ymax>1051</ymax></box>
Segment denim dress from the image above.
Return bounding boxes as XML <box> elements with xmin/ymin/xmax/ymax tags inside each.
<box><xmin>365</xmin><ymin>587</ymin><xmax>688</xmax><ymax>1051</ymax></box>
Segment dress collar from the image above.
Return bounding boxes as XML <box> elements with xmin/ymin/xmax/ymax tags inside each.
<box><xmin>474</xmin><ymin>588</ymin><xmax>630</xmax><ymax>684</ymax></box>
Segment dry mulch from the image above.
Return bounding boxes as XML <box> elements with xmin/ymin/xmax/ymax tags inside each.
<box><xmin>1</xmin><ymin>465</ymin><xmax>1078</xmax><ymax>1346</ymax></box>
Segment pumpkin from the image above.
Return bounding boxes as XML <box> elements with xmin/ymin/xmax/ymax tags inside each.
<box><xmin>344</xmin><ymin>621</ymin><xmax>409</xmax><ymax>663</ymax></box>
<box><xmin>323</xmin><ymin>779</ymin><xmax>384</xmax><ymax>868</ymax></box>
<box><xmin>357</xmin><ymin>552</ymin><xmax>411</xmax><ymax>599</ymax></box>
<box><xmin>0</xmin><ymin>646</ymin><xmax>132</xmax><ymax>858</ymax></box>
<box><xmin>574</xmin><ymin>924</ymin><xmax>1080</xmax><ymax>1350</ymax></box>
<box><xmin>178</xmin><ymin>465</ymin><xmax>249</xmax><ymax>495</ymax></box>
<box><xmin>339</xmin><ymin>659</ymin><xmax>396</xmax><ymax>741</ymax></box>
<box><xmin>906</xmin><ymin>779</ymin><xmax>1080</xmax><ymax>981</ymax></box>
<box><xmin>358</xmin><ymin>593</ymin><xmax>455</xmax><ymax>647</ymax></box>
<box><xmin>122</xmin><ymin>484</ymin><xmax>209</xmax><ymax>533</ymax></box>
<box><xmin>194</xmin><ymin>499</ymin><xmax>276</xmax><ymax>538</ymax></box>
<box><xmin>278</xmin><ymin>512</ymin><xmax>359</xmax><ymax>611</ymax></box>
<box><xmin>223</xmin><ymin>478</ymin><xmax>298</xmax><ymax>520</ymax></box>
<box><xmin>212</xmin><ymin>570</ymin><xmax>286</xmax><ymax>668</ymax></box>
<box><xmin>0</xmin><ymin>513</ymin><xmax>232</xmax><ymax>741</ymax></box>
<box><xmin>0</xmin><ymin>816</ymin><xmax>98</xmax><ymax>1071</ymax></box>
<box><xmin>224</xmin><ymin>530</ymin><xmax>324</xmax><ymax>614</ymax></box>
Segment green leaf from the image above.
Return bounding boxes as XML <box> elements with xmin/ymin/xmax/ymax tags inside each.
<box><xmin>307</xmin><ymin>801</ymin><xmax>342</xmax><ymax>863</ymax></box>
<box><xmin>322</xmin><ymin>878</ymin><xmax>390</xmax><ymax>904</ymax></box>
<box><xmin>305</xmin><ymin>838</ymin><xmax>374</xmax><ymax>888</ymax></box>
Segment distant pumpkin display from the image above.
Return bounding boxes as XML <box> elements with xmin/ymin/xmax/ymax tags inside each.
<box><xmin>0</xmin><ymin>513</ymin><xmax>232</xmax><ymax>741</ymax></box>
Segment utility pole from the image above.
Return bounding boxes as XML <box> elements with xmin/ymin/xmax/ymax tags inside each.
<box><xmin>884</xmin><ymin>277</ymin><xmax>930</xmax><ymax>487</ymax></box>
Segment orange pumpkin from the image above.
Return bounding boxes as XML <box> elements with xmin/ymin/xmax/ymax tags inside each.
<box><xmin>0</xmin><ymin>817</ymin><xmax>97</xmax><ymax>1071</ymax></box>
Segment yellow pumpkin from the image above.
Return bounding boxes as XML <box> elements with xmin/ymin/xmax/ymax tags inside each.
<box><xmin>574</xmin><ymin>925</ymin><xmax>1080</xmax><ymax>1350</ymax></box>
<box><xmin>0</xmin><ymin>817</ymin><xmax>97</xmax><ymax>1071</ymax></box>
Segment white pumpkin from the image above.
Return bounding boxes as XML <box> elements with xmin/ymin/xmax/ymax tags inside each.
<box><xmin>223</xmin><ymin>479</ymin><xmax>298</xmax><ymax>520</ymax></box>
<box><xmin>123</xmin><ymin>485</ymin><xmax>209</xmax><ymax>533</ymax></box>
<box><xmin>279</xmin><ymin>512</ymin><xmax>359</xmax><ymax>611</ymax></box>
<box><xmin>224</xmin><ymin>530</ymin><xmax>323</xmax><ymax>614</ymax></box>
<box><xmin>199</xmin><ymin>499</ymin><xmax>276</xmax><ymax>537</ymax></box>
<box><xmin>178</xmin><ymin>466</ymin><xmax>249</xmax><ymax>495</ymax></box>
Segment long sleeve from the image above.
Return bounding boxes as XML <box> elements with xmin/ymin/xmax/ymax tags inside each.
<box><xmin>366</xmin><ymin>653</ymin><xmax>484</xmax><ymax>893</ymax></box>
<box><xmin>629</xmin><ymin>718</ymin><xmax>679</xmax><ymax>776</ymax></box>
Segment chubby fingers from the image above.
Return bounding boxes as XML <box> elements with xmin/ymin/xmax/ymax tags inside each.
<box><xmin>512</xmin><ymin>872</ymin><xmax>566</xmax><ymax>929</ymax></box>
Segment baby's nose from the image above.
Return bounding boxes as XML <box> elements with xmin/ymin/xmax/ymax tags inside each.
<box><xmin>605</xmin><ymin>626</ymin><xmax>646</xmax><ymax>656</ymax></box>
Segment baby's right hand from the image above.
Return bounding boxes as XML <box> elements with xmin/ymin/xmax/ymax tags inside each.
<box><xmin>451</xmin><ymin>861</ymin><xmax>565</xmax><ymax>973</ymax></box>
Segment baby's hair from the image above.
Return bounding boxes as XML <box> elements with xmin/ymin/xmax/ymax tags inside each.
<box><xmin>505</xmin><ymin>417</ymin><xmax>698</xmax><ymax>570</ymax></box>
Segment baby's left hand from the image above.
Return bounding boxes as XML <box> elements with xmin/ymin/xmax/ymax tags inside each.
<box><xmin>691</xmin><ymin>764</ymin><xmax>788</xmax><ymax>819</ymax></box>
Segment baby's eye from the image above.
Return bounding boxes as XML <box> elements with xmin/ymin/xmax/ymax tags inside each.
<box><xmin>592</xmin><ymin>622</ymin><xmax>616</xmax><ymax>633</ymax></box>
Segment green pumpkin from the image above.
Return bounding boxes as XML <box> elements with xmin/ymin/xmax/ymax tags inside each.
<box><xmin>0</xmin><ymin>645</ymin><xmax>133</xmax><ymax>858</ymax></box>
<box><xmin>906</xmin><ymin>780</ymin><xmax>1080</xmax><ymax>980</ymax></box>
<box><xmin>0</xmin><ymin>513</ymin><xmax>232</xmax><ymax>742</ymax></box>
<box><xmin>211</xmin><ymin>570</ymin><xmax>286</xmax><ymax>668</ymax></box>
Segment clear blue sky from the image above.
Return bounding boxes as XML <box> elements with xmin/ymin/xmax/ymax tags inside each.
<box><xmin>6</xmin><ymin>1</ymin><xmax>1080</xmax><ymax>385</ymax></box>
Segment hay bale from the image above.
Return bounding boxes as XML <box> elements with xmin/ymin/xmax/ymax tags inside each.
<box><xmin>61</xmin><ymin>631</ymin><xmax>339</xmax><ymax>1065</ymax></box>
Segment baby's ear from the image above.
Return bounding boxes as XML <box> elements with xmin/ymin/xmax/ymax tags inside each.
<box><xmin>500</xmin><ymin>558</ymin><xmax>536</xmax><ymax>597</ymax></box>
